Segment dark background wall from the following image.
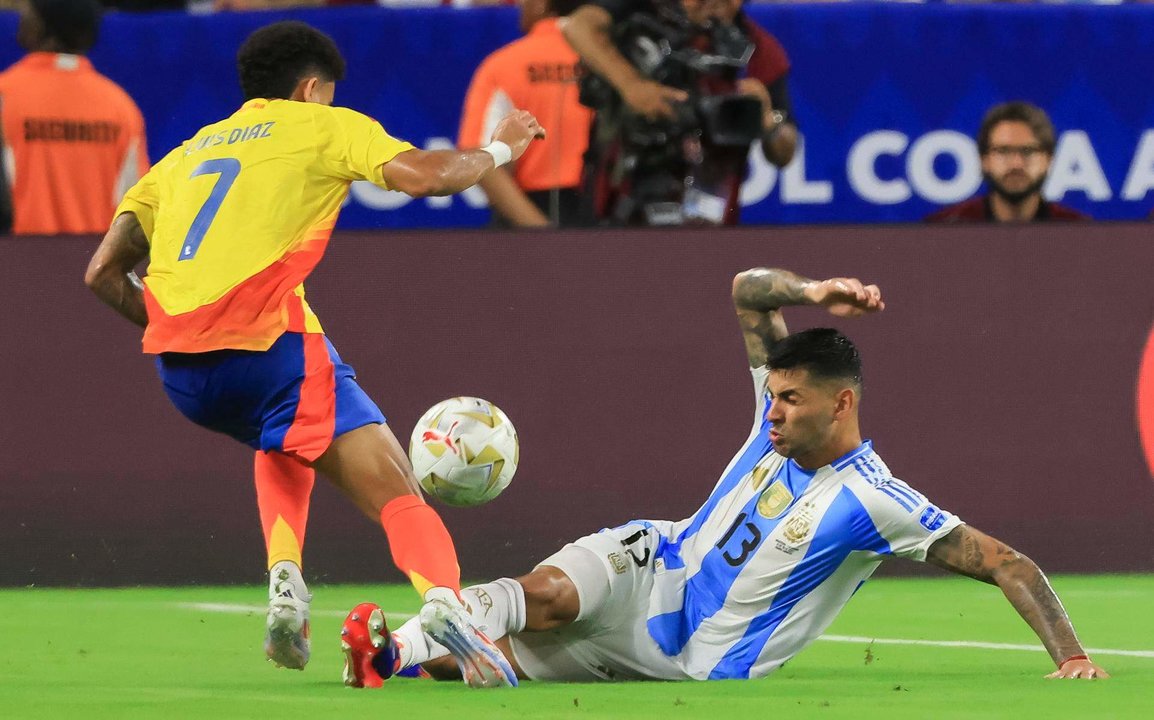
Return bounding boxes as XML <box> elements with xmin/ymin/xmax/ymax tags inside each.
<box><xmin>2</xmin><ymin>225</ymin><xmax>1152</xmax><ymax>586</ymax></box>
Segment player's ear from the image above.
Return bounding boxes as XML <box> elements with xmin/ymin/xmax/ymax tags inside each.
<box><xmin>291</xmin><ymin>76</ymin><xmax>323</xmax><ymax>103</ymax></box>
<box><xmin>832</xmin><ymin>386</ymin><xmax>855</xmax><ymax>420</ymax></box>
<box><xmin>290</xmin><ymin>77</ymin><xmax>312</xmax><ymax>102</ymax></box>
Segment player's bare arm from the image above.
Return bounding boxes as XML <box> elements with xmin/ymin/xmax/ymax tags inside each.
<box><xmin>732</xmin><ymin>268</ymin><xmax>884</xmax><ymax>367</ymax></box>
<box><xmin>382</xmin><ymin>110</ymin><xmax>545</xmax><ymax>197</ymax></box>
<box><xmin>926</xmin><ymin>525</ymin><xmax>1109</xmax><ymax>679</ymax></box>
<box><xmin>85</xmin><ymin>211</ymin><xmax>150</xmax><ymax>328</ymax></box>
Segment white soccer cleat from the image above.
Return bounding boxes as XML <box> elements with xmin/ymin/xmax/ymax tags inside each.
<box><xmin>265</xmin><ymin>578</ymin><xmax>311</xmax><ymax>670</ymax></box>
<box><xmin>418</xmin><ymin>599</ymin><xmax>518</xmax><ymax>688</ymax></box>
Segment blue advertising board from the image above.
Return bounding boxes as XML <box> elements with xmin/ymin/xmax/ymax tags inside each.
<box><xmin>3</xmin><ymin>4</ymin><xmax>1154</xmax><ymax>227</ymax></box>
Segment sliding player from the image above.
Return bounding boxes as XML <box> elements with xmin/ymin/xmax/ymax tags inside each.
<box><xmin>345</xmin><ymin>267</ymin><xmax>1107</xmax><ymax>684</ymax></box>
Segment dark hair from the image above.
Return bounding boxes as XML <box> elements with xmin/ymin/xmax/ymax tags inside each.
<box><xmin>29</xmin><ymin>0</ymin><xmax>101</xmax><ymax>54</ymax></box>
<box><xmin>237</xmin><ymin>21</ymin><xmax>347</xmax><ymax>101</ymax></box>
<box><xmin>767</xmin><ymin>328</ymin><xmax>863</xmax><ymax>389</ymax></box>
<box><xmin>977</xmin><ymin>101</ymin><xmax>1056</xmax><ymax>156</ymax></box>
<box><xmin>549</xmin><ymin>0</ymin><xmax>584</xmax><ymax>15</ymax></box>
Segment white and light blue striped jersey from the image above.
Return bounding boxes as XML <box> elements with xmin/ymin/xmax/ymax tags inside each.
<box><xmin>639</xmin><ymin>366</ymin><xmax>961</xmax><ymax>680</ymax></box>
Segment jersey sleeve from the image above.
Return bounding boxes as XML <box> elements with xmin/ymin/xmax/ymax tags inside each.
<box><xmin>750</xmin><ymin>364</ymin><xmax>770</xmax><ymax>435</ymax></box>
<box><xmin>114</xmin><ymin>105</ymin><xmax>150</xmax><ymax>209</ymax></box>
<box><xmin>316</xmin><ymin>106</ymin><xmax>415</xmax><ymax>190</ymax></box>
<box><xmin>852</xmin><ymin>474</ymin><xmax>962</xmax><ymax>561</ymax></box>
<box><xmin>114</xmin><ymin>146</ymin><xmax>179</xmax><ymax>238</ymax></box>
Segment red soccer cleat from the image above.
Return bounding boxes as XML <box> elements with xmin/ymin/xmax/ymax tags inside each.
<box><xmin>340</xmin><ymin>602</ymin><xmax>397</xmax><ymax>689</ymax></box>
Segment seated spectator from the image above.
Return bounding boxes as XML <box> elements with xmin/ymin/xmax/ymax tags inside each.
<box><xmin>926</xmin><ymin>101</ymin><xmax>1088</xmax><ymax>223</ymax></box>
<box><xmin>458</xmin><ymin>0</ymin><xmax>592</xmax><ymax>227</ymax></box>
<box><xmin>0</xmin><ymin>0</ymin><xmax>149</xmax><ymax>235</ymax></box>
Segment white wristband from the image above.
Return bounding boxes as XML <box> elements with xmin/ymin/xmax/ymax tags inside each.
<box><xmin>480</xmin><ymin>141</ymin><xmax>512</xmax><ymax>168</ymax></box>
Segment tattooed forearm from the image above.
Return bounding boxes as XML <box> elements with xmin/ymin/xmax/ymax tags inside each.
<box><xmin>736</xmin><ymin>306</ymin><xmax>788</xmax><ymax>369</ymax></box>
<box><xmin>927</xmin><ymin>526</ymin><xmax>1085</xmax><ymax>666</ymax></box>
<box><xmin>732</xmin><ymin>268</ymin><xmax>816</xmax><ymax>312</ymax></box>
<box><xmin>732</xmin><ymin>268</ymin><xmax>815</xmax><ymax>367</ymax></box>
<box><xmin>998</xmin><ymin>559</ymin><xmax>1085</xmax><ymax>665</ymax></box>
<box><xmin>928</xmin><ymin>526</ymin><xmax>995</xmax><ymax>584</ymax></box>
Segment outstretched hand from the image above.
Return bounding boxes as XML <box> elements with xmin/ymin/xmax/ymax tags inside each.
<box><xmin>1045</xmin><ymin>658</ymin><xmax>1110</xmax><ymax>680</ymax></box>
<box><xmin>804</xmin><ymin>277</ymin><xmax>885</xmax><ymax>317</ymax></box>
<box><xmin>491</xmin><ymin>110</ymin><xmax>547</xmax><ymax>163</ymax></box>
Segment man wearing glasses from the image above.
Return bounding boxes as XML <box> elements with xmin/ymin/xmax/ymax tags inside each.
<box><xmin>926</xmin><ymin>102</ymin><xmax>1089</xmax><ymax>223</ymax></box>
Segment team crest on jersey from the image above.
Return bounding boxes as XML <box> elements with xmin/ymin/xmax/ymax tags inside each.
<box><xmin>780</xmin><ymin>503</ymin><xmax>816</xmax><ymax>547</ymax></box>
<box><xmin>756</xmin><ymin>481</ymin><xmax>794</xmax><ymax>519</ymax></box>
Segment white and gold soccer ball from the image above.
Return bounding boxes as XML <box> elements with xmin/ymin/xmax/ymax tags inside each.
<box><xmin>408</xmin><ymin>397</ymin><xmax>519</xmax><ymax>507</ymax></box>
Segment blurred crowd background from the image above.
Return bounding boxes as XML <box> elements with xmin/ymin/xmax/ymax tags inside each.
<box><xmin>3</xmin><ymin>0</ymin><xmax>1154</xmax><ymax>234</ymax></box>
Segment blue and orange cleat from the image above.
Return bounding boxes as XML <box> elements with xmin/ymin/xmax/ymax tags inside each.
<box><xmin>419</xmin><ymin>599</ymin><xmax>518</xmax><ymax>688</ymax></box>
<box><xmin>340</xmin><ymin>602</ymin><xmax>397</xmax><ymax>688</ymax></box>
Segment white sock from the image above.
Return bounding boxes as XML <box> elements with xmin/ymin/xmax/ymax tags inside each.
<box><xmin>394</xmin><ymin>616</ymin><xmax>447</xmax><ymax>668</ymax></box>
<box><xmin>268</xmin><ymin>560</ymin><xmax>310</xmax><ymax>602</ymax></box>
<box><xmin>423</xmin><ymin>585</ymin><xmax>460</xmax><ymax>605</ymax></box>
<box><xmin>395</xmin><ymin>578</ymin><xmax>526</xmax><ymax>669</ymax></box>
<box><xmin>461</xmin><ymin>578</ymin><xmax>526</xmax><ymax>638</ymax></box>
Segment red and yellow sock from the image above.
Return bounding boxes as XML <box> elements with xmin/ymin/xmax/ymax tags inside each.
<box><xmin>379</xmin><ymin>494</ymin><xmax>461</xmax><ymax>598</ymax></box>
<box><xmin>254</xmin><ymin>451</ymin><xmax>315</xmax><ymax>569</ymax></box>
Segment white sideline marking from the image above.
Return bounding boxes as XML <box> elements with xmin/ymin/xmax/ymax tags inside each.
<box><xmin>178</xmin><ymin>602</ymin><xmax>1154</xmax><ymax>660</ymax></box>
<box><xmin>176</xmin><ymin>602</ymin><xmax>414</xmax><ymax>622</ymax></box>
<box><xmin>819</xmin><ymin>635</ymin><xmax>1154</xmax><ymax>659</ymax></box>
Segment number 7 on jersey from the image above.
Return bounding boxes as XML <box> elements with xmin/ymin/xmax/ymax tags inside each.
<box><xmin>179</xmin><ymin>158</ymin><xmax>241</xmax><ymax>261</ymax></box>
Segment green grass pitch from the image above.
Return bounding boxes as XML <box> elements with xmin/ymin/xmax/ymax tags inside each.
<box><xmin>1</xmin><ymin>575</ymin><xmax>1150</xmax><ymax>719</ymax></box>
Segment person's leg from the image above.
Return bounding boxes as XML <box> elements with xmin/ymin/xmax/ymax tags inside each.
<box><xmin>421</xmin><ymin>637</ymin><xmax>520</xmax><ymax>681</ymax></box>
<box><xmin>311</xmin><ymin>422</ymin><xmax>462</xmax><ymax>601</ymax></box>
<box><xmin>392</xmin><ymin>549</ymin><xmax>612</xmax><ymax>683</ymax></box>
<box><xmin>255</xmin><ymin>450</ymin><xmax>315</xmax><ymax>576</ymax></box>
<box><xmin>325</xmin><ymin>421</ymin><xmax>514</xmax><ymax>688</ymax></box>
<box><xmin>265</xmin><ymin>333</ymin><xmax>461</xmax><ymax>602</ymax></box>
<box><xmin>264</xmin><ymin>333</ymin><xmax>514</xmax><ymax>687</ymax></box>
<box><xmin>156</xmin><ymin>341</ymin><xmax>322</xmax><ymax>670</ymax></box>
<box><xmin>391</xmin><ymin>574</ymin><xmax>534</xmax><ymax>669</ymax></box>
<box><xmin>305</xmin><ymin>347</ymin><xmax>514</xmax><ymax>688</ymax></box>
<box><xmin>255</xmin><ymin>450</ymin><xmax>316</xmax><ymax>669</ymax></box>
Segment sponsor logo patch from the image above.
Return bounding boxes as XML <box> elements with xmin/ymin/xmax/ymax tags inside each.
<box><xmin>919</xmin><ymin>506</ymin><xmax>946</xmax><ymax>531</ymax></box>
<box><xmin>757</xmin><ymin>480</ymin><xmax>794</xmax><ymax>519</ymax></box>
<box><xmin>608</xmin><ymin>552</ymin><xmax>628</xmax><ymax>575</ymax></box>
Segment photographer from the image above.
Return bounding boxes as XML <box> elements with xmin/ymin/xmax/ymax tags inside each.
<box><xmin>564</xmin><ymin>0</ymin><xmax>797</xmax><ymax>225</ymax></box>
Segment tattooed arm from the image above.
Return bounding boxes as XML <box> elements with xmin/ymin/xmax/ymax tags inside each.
<box><xmin>731</xmin><ymin>268</ymin><xmax>884</xmax><ymax>368</ymax></box>
<box><xmin>926</xmin><ymin>525</ymin><xmax>1109</xmax><ymax>679</ymax></box>
<box><xmin>85</xmin><ymin>212</ymin><xmax>150</xmax><ymax>328</ymax></box>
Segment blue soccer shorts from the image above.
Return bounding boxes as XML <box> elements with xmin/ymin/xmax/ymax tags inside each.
<box><xmin>155</xmin><ymin>331</ymin><xmax>386</xmax><ymax>462</ymax></box>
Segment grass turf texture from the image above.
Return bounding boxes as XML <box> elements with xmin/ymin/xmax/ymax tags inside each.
<box><xmin>0</xmin><ymin>575</ymin><xmax>1149</xmax><ymax>719</ymax></box>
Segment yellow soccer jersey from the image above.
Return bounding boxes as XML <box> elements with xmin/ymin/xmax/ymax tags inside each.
<box><xmin>116</xmin><ymin>99</ymin><xmax>414</xmax><ymax>353</ymax></box>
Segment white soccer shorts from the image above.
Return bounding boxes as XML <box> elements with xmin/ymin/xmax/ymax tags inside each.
<box><xmin>507</xmin><ymin>521</ymin><xmax>693</xmax><ymax>682</ymax></box>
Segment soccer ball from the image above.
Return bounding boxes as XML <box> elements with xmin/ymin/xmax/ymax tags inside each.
<box><xmin>408</xmin><ymin>397</ymin><xmax>519</xmax><ymax>507</ymax></box>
